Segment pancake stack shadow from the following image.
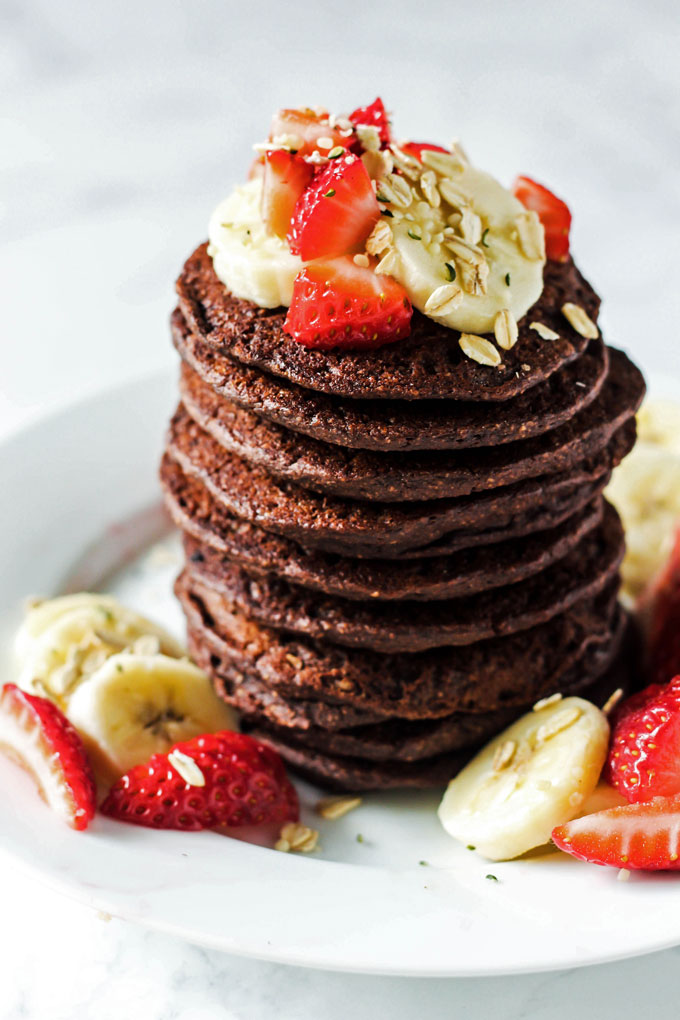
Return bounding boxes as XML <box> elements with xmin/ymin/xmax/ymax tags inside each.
<box><xmin>160</xmin><ymin>244</ymin><xmax>646</xmax><ymax>790</ymax></box>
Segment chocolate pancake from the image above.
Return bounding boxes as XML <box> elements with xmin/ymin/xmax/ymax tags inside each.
<box><xmin>180</xmin><ymin>503</ymin><xmax>624</xmax><ymax>652</ymax></box>
<box><xmin>175</xmin><ymin>571</ymin><xmax>623</xmax><ymax>719</ymax></box>
<box><xmin>177</xmin><ymin>244</ymin><xmax>600</xmax><ymax>401</ymax></box>
<box><xmin>163</xmin><ymin>413</ymin><xmax>635</xmax><ymax>556</ymax></box>
<box><xmin>161</xmin><ymin>454</ymin><xmax>607</xmax><ymax>572</ymax></box>
<box><xmin>178</xmin><ymin>348</ymin><xmax>643</xmax><ymax>501</ymax></box>
<box><xmin>171</xmin><ymin>309</ymin><xmax>609</xmax><ymax>452</ymax></box>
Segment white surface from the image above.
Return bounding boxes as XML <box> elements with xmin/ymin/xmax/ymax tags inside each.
<box><xmin>1</xmin><ymin>0</ymin><xmax>680</xmax><ymax>1015</ymax></box>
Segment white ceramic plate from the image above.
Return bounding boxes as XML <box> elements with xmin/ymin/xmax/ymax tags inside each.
<box><xmin>1</xmin><ymin>371</ymin><xmax>680</xmax><ymax>978</ymax></box>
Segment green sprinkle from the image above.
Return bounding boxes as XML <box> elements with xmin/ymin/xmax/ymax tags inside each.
<box><xmin>444</xmin><ymin>262</ymin><xmax>456</xmax><ymax>282</ymax></box>
<box><xmin>485</xmin><ymin>874</ymin><xmax>498</xmax><ymax>882</ymax></box>
<box><xmin>419</xmin><ymin>860</ymin><xmax>429</xmax><ymax>867</ymax></box>
<box><xmin>356</xmin><ymin>833</ymin><xmax>364</xmax><ymax>843</ymax></box>
<box><xmin>466</xmin><ymin>845</ymin><xmax>476</xmax><ymax>851</ymax></box>
<box><xmin>328</xmin><ymin>146</ymin><xmax>344</xmax><ymax>159</ymax></box>
<box><xmin>116</xmin><ymin>663</ymin><xmax>124</xmax><ymax>674</ymax></box>
<box><xmin>505</xmin><ymin>272</ymin><xmax>511</xmax><ymax>286</ymax></box>
<box><xmin>324</xmin><ymin>188</ymin><xmax>336</xmax><ymax>198</ymax></box>
<box><xmin>381</xmin><ymin>209</ymin><xmax>394</xmax><ymax>217</ymax></box>
<box><xmin>407</xmin><ymin>228</ymin><xmax>422</xmax><ymax>241</ymax></box>
<box><xmin>481</xmin><ymin>228</ymin><xmax>490</xmax><ymax>247</ymax></box>
<box><xmin>99</xmin><ymin>607</ymin><xmax>114</xmax><ymax>622</ymax></box>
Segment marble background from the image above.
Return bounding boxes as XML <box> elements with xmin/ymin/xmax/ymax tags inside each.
<box><xmin>1</xmin><ymin>0</ymin><xmax>680</xmax><ymax>1015</ymax></box>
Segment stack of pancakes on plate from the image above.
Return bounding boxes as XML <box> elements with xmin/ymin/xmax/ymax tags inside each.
<box><xmin>160</xmin><ymin>243</ymin><xmax>645</xmax><ymax>790</ymax></box>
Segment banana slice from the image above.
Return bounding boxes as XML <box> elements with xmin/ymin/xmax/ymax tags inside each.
<box><xmin>66</xmin><ymin>653</ymin><xmax>236</xmax><ymax>781</ymax></box>
<box><xmin>16</xmin><ymin>594</ymin><xmax>184</xmax><ymax>708</ymax></box>
<box><xmin>208</xmin><ymin>179</ymin><xmax>305</xmax><ymax>308</ymax></box>
<box><xmin>381</xmin><ymin>160</ymin><xmax>545</xmax><ymax>334</ymax></box>
<box><xmin>438</xmin><ymin>697</ymin><xmax>609</xmax><ymax>861</ymax></box>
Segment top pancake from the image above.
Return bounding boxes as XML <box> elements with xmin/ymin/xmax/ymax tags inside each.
<box><xmin>176</xmin><ymin>243</ymin><xmax>601</xmax><ymax>402</ymax></box>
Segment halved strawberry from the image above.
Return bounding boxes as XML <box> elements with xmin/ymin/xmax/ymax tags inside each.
<box><xmin>269</xmin><ymin>108</ymin><xmax>348</xmax><ymax>157</ymax></box>
<box><xmin>644</xmin><ymin>526</ymin><xmax>680</xmax><ymax>687</ymax></box>
<box><xmin>283</xmin><ymin>256</ymin><xmax>412</xmax><ymax>350</ymax></box>
<box><xmin>101</xmin><ymin>730</ymin><xmax>299</xmax><ymax>830</ymax></box>
<box><xmin>261</xmin><ymin>149</ymin><xmax>314</xmax><ymax>238</ymax></box>
<box><xmin>401</xmin><ymin>142</ymin><xmax>449</xmax><ymax>161</ymax></box>
<box><xmin>287</xmin><ymin>153</ymin><xmax>380</xmax><ymax>260</ymax></box>
<box><xmin>349</xmin><ymin>97</ymin><xmax>391</xmax><ymax>147</ymax></box>
<box><xmin>0</xmin><ymin>683</ymin><xmax>96</xmax><ymax>831</ymax></box>
<box><xmin>512</xmin><ymin>175</ymin><xmax>572</xmax><ymax>261</ymax></box>
<box><xmin>606</xmin><ymin>676</ymin><xmax>680</xmax><ymax>803</ymax></box>
<box><xmin>552</xmin><ymin>794</ymin><xmax>680</xmax><ymax>869</ymax></box>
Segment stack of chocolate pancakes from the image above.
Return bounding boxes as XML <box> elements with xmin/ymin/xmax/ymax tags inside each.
<box><xmin>161</xmin><ymin>243</ymin><xmax>645</xmax><ymax>790</ymax></box>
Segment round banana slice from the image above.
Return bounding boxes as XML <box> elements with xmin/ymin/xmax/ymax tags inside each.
<box><xmin>438</xmin><ymin>696</ymin><xmax>609</xmax><ymax>861</ymax></box>
<box><xmin>381</xmin><ymin>161</ymin><xmax>545</xmax><ymax>334</ymax></box>
<box><xmin>208</xmin><ymin>179</ymin><xmax>304</xmax><ymax>308</ymax></box>
<box><xmin>66</xmin><ymin>653</ymin><xmax>236</xmax><ymax>781</ymax></box>
<box><xmin>16</xmin><ymin>594</ymin><xmax>184</xmax><ymax>708</ymax></box>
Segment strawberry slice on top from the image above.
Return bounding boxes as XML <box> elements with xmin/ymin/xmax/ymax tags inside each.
<box><xmin>261</xmin><ymin>149</ymin><xmax>314</xmax><ymax>238</ymax></box>
<box><xmin>401</xmin><ymin>141</ymin><xmax>449</xmax><ymax>161</ymax></box>
<box><xmin>512</xmin><ymin>175</ymin><xmax>572</xmax><ymax>262</ymax></box>
<box><xmin>349</xmin><ymin>97</ymin><xmax>391</xmax><ymax>147</ymax></box>
<box><xmin>270</xmin><ymin>108</ymin><xmax>348</xmax><ymax>158</ymax></box>
<box><xmin>0</xmin><ymin>683</ymin><xmax>96</xmax><ymax>831</ymax></box>
<box><xmin>283</xmin><ymin>256</ymin><xmax>412</xmax><ymax>350</ymax></box>
<box><xmin>287</xmin><ymin>153</ymin><xmax>380</xmax><ymax>261</ymax></box>
<box><xmin>552</xmin><ymin>794</ymin><xmax>680</xmax><ymax>870</ymax></box>
<box><xmin>606</xmin><ymin>676</ymin><xmax>680</xmax><ymax>803</ymax></box>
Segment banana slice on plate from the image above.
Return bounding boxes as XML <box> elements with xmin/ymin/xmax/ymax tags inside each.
<box><xmin>66</xmin><ymin>653</ymin><xmax>236</xmax><ymax>781</ymax></box>
<box><xmin>438</xmin><ymin>696</ymin><xmax>609</xmax><ymax>861</ymax></box>
<box><xmin>208</xmin><ymin>179</ymin><xmax>304</xmax><ymax>308</ymax></box>
<box><xmin>16</xmin><ymin>594</ymin><xmax>184</xmax><ymax>707</ymax></box>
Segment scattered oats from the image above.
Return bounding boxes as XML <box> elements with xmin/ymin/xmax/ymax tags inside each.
<box><xmin>438</xmin><ymin>178</ymin><xmax>468</xmax><ymax>209</ymax></box>
<box><xmin>617</xmin><ymin>868</ymin><xmax>631</xmax><ymax>882</ymax></box>
<box><xmin>575</xmin><ymin>381</ymin><xmax>587</xmax><ymax>388</ymax></box>
<box><xmin>377</xmin><ymin>172</ymin><xmax>412</xmax><ymax>208</ymax></box>
<box><xmin>328</xmin><ymin>114</ymin><xmax>353</xmax><ymax>131</ymax></box>
<box><xmin>569</xmin><ymin>791</ymin><xmax>584</xmax><ymax>808</ymax></box>
<box><xmin>494</xmin><ymin>308</ymin><xmax>519</xmax><ymax>351</ymax></box>
<box><xmin>444</xmin><ymin>235</ymin><xmax>486</xmax><ymax>268</ymax></box>
<box><xmin>459</xmin><ymin>334</ymin><xmax>502</xmax><ymax>367</ymax></box>
<box><xmin>316</xmin><ymin>136</ymin><xmax>334</xmax><ymax>150</ymax></box>
<box><xmin>285</xmin><ymin>653</ymin><xmax>303</xmax><ymax>669</ymax></box>
<box><xmin>274</xmin><ymin>838</ymin><xmax>291</xmax><ymax>853</ymax></box>
<box><xmin>353</xmin><ymin>253</ymin><xmax>370</xmax><ymax>268</ymax></box>
<box><xmin>362</xmin><ymin>149</ymin><xmax>393</xmax><ymax>179</ymax></box>
<box><xmin>424</xmin><ymin>283</ymin><xmax>464</xmax><ymax>317</ymax></box>
<box><xmin>355</xmin><ymin>124</ymin><xmax>381</xmax><ymax>152</ymax></box>
<box><xmin>97</xmin><ymin>911</ymin><xmax>112</xmax><ymax>923</ymax></box>
<box><xmin>492</xmin><ymin>739</ymin><xmax>516</xmax><ymax>772</ymax></box>
<box><xmin>561</xmin><ymin>303</ymin><xmax>599</xmax><ymax>339</ymax></box>
<box><xmin>419</xmin><ymin>170</ymin><xmax>441</xmax><ymax>207</ymax></box>
<box><xmin>271</xmin><ymin>132</ymin><xmax>304</xmax><ymax>151</ymax></box>
<box><xmin>305</xmin><ymin>151</ymin><xmax>329</xmax><ymax>166</ymax></box>
<box><xmin>375</xmin><ymin>249</ymin><xmax>399</xmax><ymax>276</ymax></box>
<box><xmin>602</xmin><ymin>688</ymin><xmax>624</xmax><ymax>716</ymax></box>
<box><xmin>457</xmin><ymin>260</ymin><xmax>489</xmax><ymax>296</ymax></box>
<box><xmin>515</xmin><ymin>210</ymin><xmax>546</xmax><ymax>260</ymax></box>
<box><xmin>316</xmin><ymin>796</ymin><xmax>362</xmax><ymax>820</ymax></box>
<box><xmin>521</xmin><ymin>363</ymin><xmax>531</xmax><ymax>372</ymax></box>
<box><xmin>459</xmin><ymin>207</ymin><xmax>482</xmax><ymax>244</ymax></box>
<box><xmin>530</xmin><ymin>321</ymin><xmax>560</xmax><ymax>341</ymax></box>
<box><xmin>389</xmin><ymin>143</ymin><xmax>422</xmax><ymax>180</ymax></box>
<box><xmin>536</xmin><ymin>706</ymin><xmax>581</xmax><ymax>743</ymax></box>
<box><xmin>421</xmin><ymin>148</ymin><xmax>466</xmax><ymax>176</ymax></box>
<box><xmin>278</xmin><ymin>822</ymin><xmax>319</xmax><ymax>853</ymax></box>
<box><xmin>365</xmin><ymin>219</ymin><xmax>393</xmax><ymax>255</ymax></box>
<box><xmin>370</xmin><ymin>590</ymin><xmax>381</xmax><ymax>598</ymax></box>
<box><xmin>533</xmin><ymin>692</ymin><xmax>563</xmax><ymax>711</ymax></box>
<box><xmin>168</xmin><ymin>749</ymin><xmax>205</xmax><ymax>788</ymax></box>
<box><xmin>131</xmin><ymin>634</ymin><xmax>161</xmax><ymax>656</ymax></box>
<box><xmin>450</xmin><ymin>138</ymin><xmax>469</xmax><ymax>163</ymax></box>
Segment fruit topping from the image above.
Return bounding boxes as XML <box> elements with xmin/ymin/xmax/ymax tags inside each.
<box><xmin>644</xmin><ymin>526</ymin><xmax>680</xmax><ymax>687</ymax></box>
<box><xmin>349</xmin><ymin>97</ymin><xmax>391</xmax><ymax>147</ymax></box>
<box><xmin>512</xmin><ymin>175</ymin><xmax>571</xmax><ymax>262</ymax></box>
<box><xmin>606</xmin><ymin>675</ymin><xmax>680</xmax><ymax>803</ymax></box>
<box><xmin>287</xmin><ymin>153</ymin><xmax>380</xmax><ymax>261</ymax></box>
<box><xmin>261</xmin><ymin>149</ymin><xmax>314</xmax><ymax>239</ymax></box>
<box><xmin>269</xmin><ymin>108</ymin><xmax>348</xmax><ymax>158</ymax></box>
<box><xmin>438</xmin><ymin>696</ymin><xmax>609</xmax><ymax>860</ymax></box>
<box><xmin>0</xmin><ymin>683</ymin><xmax>96</xmax><ymax>831</ymax></box>
<box><xmin>283</xmin><ymin>256</ymin><xmax>412</xmax><ymax>350</ymax></box>
<box><xmin>101</xmin><ymin>731</ymin><xmax>299</xmax><ymax>830</ymax></box>
<box><xmin>552</xmin><ymin>794</ymin><xmax>680</xmax><ymax>870</ymax></box>
<box><xmin>400</xmin><ymin>141</ymin><xmax>449</xmax><ymax>161</ymax></box>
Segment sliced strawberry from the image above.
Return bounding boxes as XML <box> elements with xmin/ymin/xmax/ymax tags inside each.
<box><xmin>552</xmin><ymin>794</ymin><xmax>680</xmax><ymax>869</ymax></box>
<box><xmin>606</xmin><ymin>675</ymin><xmax>680</xmax><ymax>803</ymax></box>
<box><xmin>287</xmin><ymin>153</ymin><xmax>380</xmax><ymax>260</ymax></box>
<box><xmin>248</xmin><ymin>154</ymin><xmax>265</xmax><ymax>181</ymax></box>
<box><xmin>0</xmin><ymin>683</ymin><xmax>96</xmax><ymax>831</ymax></box>
<box><xmin>283</xmin><ymin>256</ymin><xmax>412</xmax><ymax>350</ymax></box>
<box><xmin>269</xmin><ymin>108</ymin><xmax>348</xmax><ymax>157</ymax></box>
<box><xmin>645</xmin><ymin>527</ymin><xmax>680</xmax><ymax>687</ymax></box>
<box><xmin>512</xmin><ymin>175</ymin><xmax>571</xmax><ymax>261</ymax></box>
<box><xmin>401</xmin><ymin>142</ymin><xmax>449</xmax><ymax>161</ymax></box>
<box><xmin>261</xmin><ymin>149</ymin><xmax>314</xmax><ymax>238</ymax></box>
<box><xmin>101</xmin><ymin>731</ymin><xmax>299</xmax><ymax>830</ymax></box>
<box><xmin>349</xmin><ymin>97</ymin><xmax>391</xmax><ymax>147</ymax></box>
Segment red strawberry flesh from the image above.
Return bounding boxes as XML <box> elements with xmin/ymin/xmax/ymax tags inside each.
<box><xmin>401</xmin><ymin>142</ymin><xmax>449</xmax><ymax>161</ymax></box>
<box><xmin>607</xmin><ymin>675</ymin><xmax>680</xmax><ymax>802</ymax></box>
<box><xmin>645</xmin><ymin>527</ymin><xmax>680</xmax><ymax>687</ymax></box>
<box><xmin>269</xmin><ymin>108</ymin><xmax>348</xmax><ymax>158</ymax></box>
<box><xmin>261</xmin><ymin>149</ymin><xmax>313</xmax><ymax>238</ymax></box>
<box><xmin>512</xmin><ymin>175</ymin><xmax>571</xmax><ymax>261</ymax></box>
<box><xmin>553</xmin><ymin>794</ymin><xmax>680</xmax><ymax>870</ymax></box>
<box><xmin>101</xmin><ymin>730</ymin><xmax>299</xmax><ymax>830</ymax></box>
<box><xmin>349</xmin><ymin>97</ymin><xmax>391</xmax><ymax>147</ymax></box>
<box><xmin>287</xmin><ymin>153</ymin><xmax>380</xmax><ymax>261</ymax></box>
<box><xmin>0</xmin><ymin>683</ymin><xmax>96</xmax><ymax>831</ymax></box>
<box><xmin>283</xmin><ymin>256</ymin><xmax>412</xmax><ymax>351</ymax></box>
